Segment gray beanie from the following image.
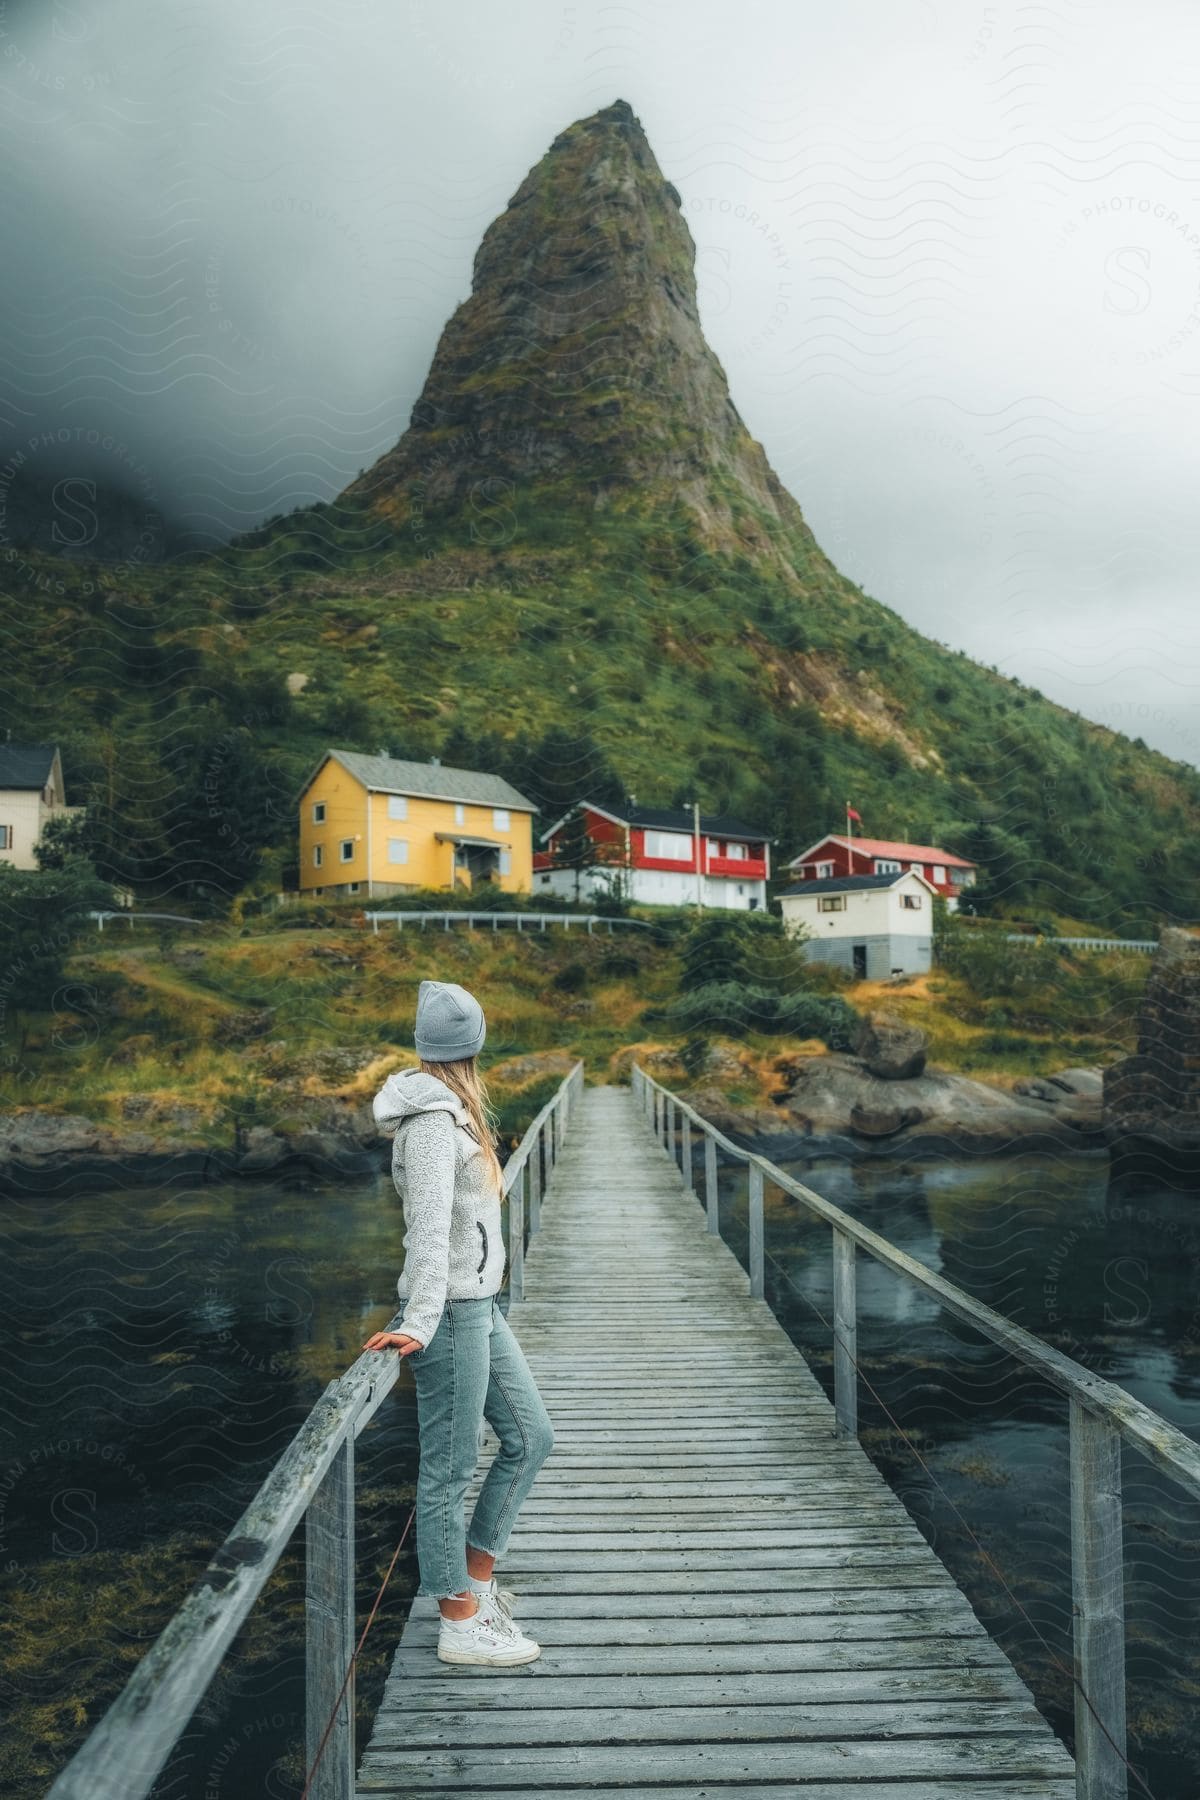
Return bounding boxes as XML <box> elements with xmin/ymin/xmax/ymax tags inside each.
<box><xmin>414</xmin><ymin>978</ymin><xmax>486</xmax><ymax>1062</ymax></box>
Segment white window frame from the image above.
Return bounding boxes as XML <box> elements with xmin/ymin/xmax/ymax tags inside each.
<box><xmin>726</xmin><ymin>842</ymin><xmax>747</xmax><ymax>860</ymax></box>
<box><xmin>874</xmin><ymin>858</ymin><xmax>901</xmax><ymax>874</ymax></box>
<box><xmin>347</xmin><ymin>881</ymin><xmax>360</xmax><ymax>894</ymax></box>
<box><xmin>339</xmin><ymin>839</ymin><xmax>354</xmax><ymax>863</ymax></box>
<box><xmin>815</xmin><ymin>860</ymin><xmax>834</xmax><ymax>878</ymax></box>
<box><xmin>645</xmin><ymin>829</ymin><xmax>692</xmax><ymax>860</ymax></box>
<box><xmin>454</xmin><ymin>803</ymin><xmax>465</xmax><ymax>825</ymax></box>
<box><xmin>312</xmin><ymin>844</ymin><xmax>323</xmax><ymax>869</ymax></box>
<box><xmin>933</xmin><ymin>865</ymin><xmax>946</xmax><ymax>883</ymax></box>
<box><xmin>312</xmin><ymin>801</ymin><xmax>325</xmax><ymax>824</ymax></box>
<box><xmin>387</xmin><ymin>795</ymin><xmax>408</xmax><ymax>821</ymax></box>
<box><xmin>387</xmin><ymin>838</ymin><xmax>408</xmax><ymax>865</ymax></box>
<box><xmin>901</xmin><ymin>892</ymin><xmax>922</xmax><ymax>910</ymax></box>
<box><xmin>819</xmin><ymin>895</ymin><xmax>846</xmax><ymax>912</ymax></box>
<box><xmin>909</xmin><ymin>860</ymin><xmax>924</xmax><ymax>873</ymax></box>
<box><xmin>498</xmin><ymin>848</ymin><xmax>512</xmax><ymax>875</ymax></box>
<box><xmin>492</xmin><ymin>807</ymin><xmax>510</xmax><ymax>831</ymax></box>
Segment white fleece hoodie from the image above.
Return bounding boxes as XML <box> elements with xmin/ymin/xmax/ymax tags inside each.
<box><xmin>372</xmin><ymin>1067</ymin><xmax>506</xmax><ymax>1347</ymax></box>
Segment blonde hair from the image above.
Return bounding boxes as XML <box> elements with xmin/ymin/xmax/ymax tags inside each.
<box><xmin>420</xmin><ymin>1054</ymin><xmax>504</xmax><ymax>1197</ymax></box>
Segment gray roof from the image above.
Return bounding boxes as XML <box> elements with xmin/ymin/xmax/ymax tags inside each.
<box><xmin>315</xmin><ymin>750</ymin><xmax>536</xmax><ymax>813</ymax></box>
<box><xmin>779</xmin><ymin>872</ymin><xmax>926</xmax><ymax>897</ymax></box>
<box><xmin>0</xmin><ymin>742</ymin><xmax>58</xmax><ymax>789</ymax></box>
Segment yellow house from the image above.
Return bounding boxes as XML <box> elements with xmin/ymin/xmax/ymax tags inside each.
<box><xmin>297</xmin><ymin>750</ymin><xmax>536</xmax><ymax>899</ymax></box>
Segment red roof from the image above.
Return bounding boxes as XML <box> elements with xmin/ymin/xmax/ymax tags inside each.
<box><xmin>847</xmin><ymin>836</ymin><xmax>974</xmax><ymax>867</ymax></box>
<box><xmin>795</xmin><ymin>834</ymin><xmax>974</xmax><ymax>869</ymax></box>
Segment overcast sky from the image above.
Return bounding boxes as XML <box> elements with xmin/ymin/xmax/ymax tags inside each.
<box><xmin>2</xmin><ymin>0</ymin><xmax>1200</xmax><ymax>763</ymax></box>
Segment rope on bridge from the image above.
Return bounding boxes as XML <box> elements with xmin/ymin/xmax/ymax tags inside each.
<box><xmin>301</xmin><ymin>1503</ymin><xmax>417</xmax><ymax>1800</ymax></box>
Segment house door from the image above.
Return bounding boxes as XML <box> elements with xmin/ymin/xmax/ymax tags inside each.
<box><xmin>851</xmin><ymin>944</ymin><xmax>867</xmax><ymax>979</ymax></box>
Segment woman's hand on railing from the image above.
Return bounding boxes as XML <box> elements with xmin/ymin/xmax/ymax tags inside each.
<box><xmin>363</xmin><ymin>1330</ymin><xmax>423</xmax><ymax>1357</ymax></box>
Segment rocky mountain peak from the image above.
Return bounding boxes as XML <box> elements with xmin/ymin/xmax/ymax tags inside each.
<box><xmin>339</xmin><ymin>100</ymin><xmax>811</xmax><ymax>558</ymax></box>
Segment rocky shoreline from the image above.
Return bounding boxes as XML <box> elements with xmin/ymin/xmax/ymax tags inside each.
<box><xmin>0</xmin><ymin>1108</ymin><xmax>386</xmax><ymax>1193</ymax></box>
<box><xmin>638</xmin><ymin>1011</ymin><xmax>1110</xmax><ymax>1164</ymax></box>
<box><xmin>0</xmin><ymin>1047</ymin><xmax>586</xmax><ymax>1194</ymax></box>
<box><xmin>1</xmin><ymin>1017</ymin><xmax>1111</xmax><ymax>1193</ymax></box>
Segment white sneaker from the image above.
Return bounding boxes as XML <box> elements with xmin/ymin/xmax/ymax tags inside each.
<box><xmin>437</xmin><ymin>1595</ymin><xmax>541</xmax><ymax>1666</ymax></box>
<box><xmin>469</xmin><ymin>1573</ymin><xmax>517</xmax><ymax>1621</ymax></box>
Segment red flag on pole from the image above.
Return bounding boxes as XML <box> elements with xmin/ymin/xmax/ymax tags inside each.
<box><xmin>846</xmin><ymin>806</ymin><xmax>861</xmax><ymax>822</ymax></box>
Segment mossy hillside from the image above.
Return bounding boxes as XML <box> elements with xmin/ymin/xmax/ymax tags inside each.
<box><xmin>4</xmin><ymin>98</ymin><xmax>1198</xmax><ymax>927</ymax></box>
<box><xmin>3</xmin><ymin>911</ymin><xmax>1150</xmax><ymax>1134</ymax></box>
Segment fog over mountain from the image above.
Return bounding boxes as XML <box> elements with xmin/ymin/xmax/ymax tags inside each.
<box><xmin>2</xmin><ymin>0</ymin><xmax>1199</xmax><ymax>761</ymax></box>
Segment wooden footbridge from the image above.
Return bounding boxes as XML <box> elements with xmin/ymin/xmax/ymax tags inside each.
<box><xmin>47</xmin><ymin>1065</ymin><xmax>1200</xmax><ymax>1800</ymax></box>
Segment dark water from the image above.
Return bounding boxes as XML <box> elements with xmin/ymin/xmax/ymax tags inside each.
<box><xmin>0</xmin><ymin>1167</ymin><xmax>423</xmax><ymax>1800</ymax></box>
<box><xmin>2</xmin><ymin>1152</ymin><xmax>1199</xmax><ymax>1798</ymax></box>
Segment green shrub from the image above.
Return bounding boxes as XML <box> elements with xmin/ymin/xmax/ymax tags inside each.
<box><xmin>647</xmin><ymin>982</ymin><xmax>859</xmax><ymax>1048</ymax></box>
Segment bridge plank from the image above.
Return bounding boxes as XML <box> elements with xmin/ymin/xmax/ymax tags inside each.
<box><xmin>356</xmin><ymin>1085</ymin><xmax>1072</xmax><ymax>1796</ymax></box>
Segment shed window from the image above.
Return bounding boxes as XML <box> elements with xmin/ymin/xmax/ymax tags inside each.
<box><xmin>339</xmin><ymin>839</ymin><xmax>354</xmax><ymax>863</ymax></box>
<box><xmin>387</xmin><ymin>838</ymin><xmax>408</xmax><ymax>864</ymax></box>
<box><xmin>901</xmin><ymin>893</ymin><xmax>922</xmax><ymax>910</ymax></box>
<box><xmin>388</xmin><ymin>795</ymin><xmax>408</xmax><ymax>820</ymax></box>
<box><xmin>312</xmin><ymin>801</ymin><xmax>326</xmax><ymax>824</ymax></box>
<box><xmin>492</xmin><ymin>808</ymin><xmax>510</xmax><ymax>830</ymax></box>
<box><xmin>819</xmin><ymin>895</ymin><xmax>846</xmax><ymax>912</ymax></box>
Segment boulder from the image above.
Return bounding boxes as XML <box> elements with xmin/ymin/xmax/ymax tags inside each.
<box><xmin>1103</xmin><ymin>928</ymin><xmax>1200</xmax><ymax>1176</ymax></box>
<box><xmin>855</xmin><ymin>1011</ymin><xmax>928</xmax><ymax>1080</ymax></box>
<box><xmin>488</xmin><ymin>1049</ymin><xmax>580</xmax><ymax>1086</ymax></box>
<box><xmin>236</xmin><ymin>1127</ymin><xmax>287</xmax><ymax>1172</ymax></box>
<box><xmin>681</xmin><ymin>1049</ymin><xmax>1106</xmax><ymax>1158</ymax></box>
<box><xmin>849</xmin><ymin>1101</ymin><xmax>927</xmax><ymax>1139</ymax></box>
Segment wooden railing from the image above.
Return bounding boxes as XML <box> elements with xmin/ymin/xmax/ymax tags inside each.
<box><xmin>45</xmin><ymin>1060</ymin><xmax>585</xmax><ymax>1800</ymax></box>
<box><xmin>632</xmin><ymin>1063</ymin><xmax>1200</xmax><ymax>1800</ymax></box>
<box><xmin>364</xmin><ymin>910</ymin><xmax>653</xmax><ymax>934</ymax></box>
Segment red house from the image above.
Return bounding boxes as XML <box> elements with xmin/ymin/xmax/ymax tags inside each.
<box><xmin>786</xmin><ymin>833</ymin><xmax>976</xmax><ymax>909</ymax></box>
<box><xmin>534</xmin><ymin>802</ymin><xmax>770</xmax><ymax>911</ymax></box>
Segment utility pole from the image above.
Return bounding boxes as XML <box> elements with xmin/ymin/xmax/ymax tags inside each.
<box><xmin>693</xmin><ymin>800</ymin><xmax>703</xmax><ymax>913</ymax></box>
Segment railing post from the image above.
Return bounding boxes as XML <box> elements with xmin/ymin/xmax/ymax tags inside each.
<box><xmin>832</xmin><ymin>1226</ymin><xmax>857</xmax><ymax>1439</ymax></box>
<box><xmin>528</xmin><ymin>1141</ymin><xmax>541</xmax><ymax>1234</ymax></box>
<box><xmin>682</xmin><ymin>1112</ymin><xmax>693</xmax><ymax>1198</ymax></box>
<box><xmin>748</xmin><ymin>1163</ymin><xmax>764</xmax><ymax>1300</ymax></box>
<box><xmin>306</xmin><ymin>1433</ymin><xmax>355</xmax><ymax>1800</ymax></box>
<box><xmin>1070</xmin><ymin>1400</ymin><xmax>1128</xmax><ymax>1800</ymax></box>
<box><xmin>509</xmin><ymin>1160</ymin><xmax>525</xmax><ymax>1303</ymax></box>
<box><xmin>704</xmin><ymin>1133</ymin><xmax>719</xmax><ymax>1235</ymax></box>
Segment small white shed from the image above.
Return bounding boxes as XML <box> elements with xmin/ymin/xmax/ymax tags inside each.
<box><xmin>778</xmin><ymin>869</ymin><xmax>937</xmax><ymax>979</ymax></box>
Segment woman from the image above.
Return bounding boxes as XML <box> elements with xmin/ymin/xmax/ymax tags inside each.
<box><xmin>363</xmin><ymin>978</ymin><xmax>554</xmax><ymax>1666</ymax></box>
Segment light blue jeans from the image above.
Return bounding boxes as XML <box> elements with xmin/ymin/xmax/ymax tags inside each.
<box><xmin>409</xmin><ymin>1291</ymin><xmax>554</xmax><ymax>1598</ymax></box>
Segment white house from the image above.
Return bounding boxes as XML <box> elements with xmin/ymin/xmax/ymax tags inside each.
<box><xmin>778</xmin><ymin>869</ymin><xmax>938</xmax><ymax>979</ymax></box>
<box><xmin>0</xmin><ymin>743</ymin><xmax>73</xmax><ymax>871</ymax></box>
